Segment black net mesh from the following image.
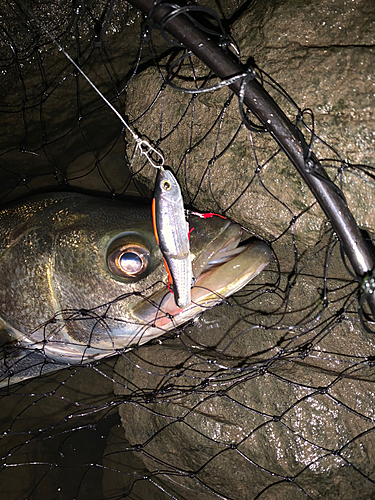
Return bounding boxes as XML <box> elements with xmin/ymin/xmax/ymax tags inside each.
<box><xmin>1</xmin><ymin>1</ymin><xmax>375</xmax><ymax>499</ymax></box>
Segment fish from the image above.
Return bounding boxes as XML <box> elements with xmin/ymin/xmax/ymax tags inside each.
<box><xmin>0</xmin><ymin>192</ymin><xmax>271</xmax><ymax>387</ymax></box>
<box><xmin>152</xmin><ymin>168</ymin><xmax>192</xmax><ymax>309</ymax></box>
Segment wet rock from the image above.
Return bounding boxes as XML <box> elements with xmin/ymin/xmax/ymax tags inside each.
<box><xmin>110</xmin><ymin>2</ymin><xmax>375</xmax><ymax>497</ymax></box>
<box><xmin>126</xmin><ymin>0</ymin><xmax>375</xmax><ymax>246</ymax></box>
<box><xmin>113</xmin><ymin>232</ymin><xmax>375</xmax><ymax>499</ymax></box>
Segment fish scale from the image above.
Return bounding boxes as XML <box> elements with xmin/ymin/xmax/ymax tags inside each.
<box><xmin>0</xmin><ymin>191</ymin><xmax>270</xmax><ymax>386</ymax></box>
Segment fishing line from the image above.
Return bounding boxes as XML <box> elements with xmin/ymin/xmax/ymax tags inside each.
<box><xmin>15</xmin><ymin>0</ymin><xmax>165</xmax><ymax>170</ymax></box>
<box><xmin>3</xmin><ymin>3</ymin><xmax>375</xmax><ymax>498</ymax></box>
<box><xmin>16</xmin><ymin>0</ymin><xmax>196</xmax><ymax>309</ymax></box>
<box><xmin>14</xmin><ymin>0</ymin><xmax>196</xmax><ymax>308</ymax></box>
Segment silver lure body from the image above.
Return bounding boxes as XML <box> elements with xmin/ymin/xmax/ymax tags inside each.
<box><xmin>0</xmin><ymin>191</ymin><xmax>271</xmax><ymax>386</ymax></box>
<box><xmin>153</xmin><ymin>169</ymin><xmax>192</xmax><ymax>308</ymax></box>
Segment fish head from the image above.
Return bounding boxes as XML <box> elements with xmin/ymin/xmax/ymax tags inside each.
<box><xmin>0</xmin><ymin>193</ymin><xmax>270</xmax><ymax>364</ymax></box>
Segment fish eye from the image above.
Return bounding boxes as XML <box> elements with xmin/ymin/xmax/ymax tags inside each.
<box><xmin>162</xmin><ymin>180</ymin><xmax>171</xmax><ymax>191</ymax></box>
<box><xmin>107</xmin><ymin>244</ymin><xmax>150</xmax><ymax>279</ymax></box>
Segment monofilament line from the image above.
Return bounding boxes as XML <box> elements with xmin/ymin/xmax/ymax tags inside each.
<box><xmin>15</xmin><ymin>0</ymin><xmax>164</xmax><ymax>169</ymax></box>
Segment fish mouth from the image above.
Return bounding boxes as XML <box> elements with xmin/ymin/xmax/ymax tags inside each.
<box><xmin>0</xmin><ymin>213</ymin><xmax>270</xmax><ymax>378</ymax></box>
<box><xmin>131</xmin><ymin>214</ymin><xmax>271</xmax><ymax>332</ymax></box>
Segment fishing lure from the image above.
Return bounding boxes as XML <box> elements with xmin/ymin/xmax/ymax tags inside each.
<box><xmin>21</xmin><ymin>3</ymin><xmax>193</xmax><ymax>309</ymax></box>
<box><xmin>152</xmin><ymin>168</ymin><xmax>193</xmax><ymax>308</ymax></box>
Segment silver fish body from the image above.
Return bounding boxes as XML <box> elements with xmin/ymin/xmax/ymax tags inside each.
<box><xmin>153</xmin><ymin>169</ymin><xmax>192</xmax><ymax>308</ymax></box>
<box><xmin>0</xmin><ymin>192</ymin><xmax>271</xmax><ymax>386</ymax></box>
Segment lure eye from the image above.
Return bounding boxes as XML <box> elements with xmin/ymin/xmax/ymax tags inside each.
<box><xmin>162</xmin><ymin>180</ymin><xmax>171</xmax><ymax>191</ymax></box>
<box><xmin>107</xmin><ymin>244</ymin><xmax>150</xmax><ymax>279</ymax></box>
